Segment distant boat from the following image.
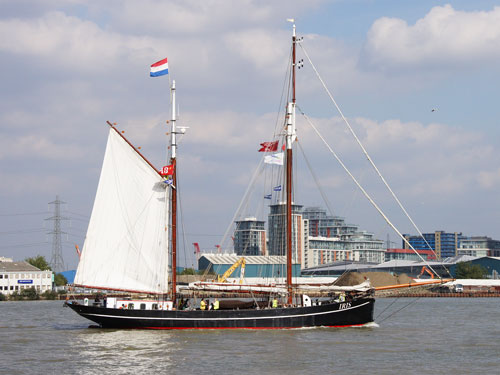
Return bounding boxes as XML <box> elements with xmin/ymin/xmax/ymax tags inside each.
<box><xmin>66</xmin><ymin>21</ymin><xmax>375</xmax><ymax>329</ymax></box>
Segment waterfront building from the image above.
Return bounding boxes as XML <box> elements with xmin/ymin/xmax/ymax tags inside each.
<box><xmin>198</xmin><ymin>254</ymin><xmax>301</xmax><ymax>278</ymax></box>
<box><xmin>301</xmin><ymin>206</ymin><xmax>357</xmax><ymax>237</ymax></box>
<box><xmin>385</xmin><ymin>248</ymin><xmax>436</xmax><ymax>262</ymax></box>
<box><xmin>306</xmin><ymin>236</ymin><xmax>347</xmax><ymax>269</ymax></box>
<box><xmin>302</xmin><ymin>207</ymin><xmax>385</xmax><ymax>267</ymax></box>
<box><xmin>403</xmin><ymin>231</ymin><xmax>464</xmax><ymax>259</ymax></box>
<box><xmin>267</xmin><ymin>203</ymin><xmax>304</xmax><ymax>264</ymax></box>
<box><xmin>263</xmin><ymin>205</ymin><xmax>385</xmax><ymax>269</ymax></box>
<box><xmin>348</xmin><ymin>231</ymin><xmax>386</xmax><ymax>263</ymax></box>
<box><xmin>234</xmin><ymin>217</ymin><xmax>267</xmax><ymax>256</ymax></box>
<box><xmin>0</xmin><ymin>259</ymin><xmax>53</xmax><ymax>295</ymax></box>
<box><xmin>301</xmin><ymin>255</ymin><xmax>500</xmax><ymax>279</ymax></box>
<box><xmin>457</xmin><ymin>236</ymin><xmax>500</xmax><ymax>257</ymax></box>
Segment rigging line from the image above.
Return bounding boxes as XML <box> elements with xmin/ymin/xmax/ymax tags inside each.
<box><xmin>175</xmin><ymin>167</ymin><xmax>192</xmax><ymax>270</ymax></box>
<box><xmin>377</xmin><ymin>296</ymin><xmax>422</xmax><ymax>324</ymax></box>
<box><xmin>219</xmin><ymin>158</ymin><xmax>265</xmax><ymax>253</ymax></box>
<box><xmin>0</xmin><ymin>211</ymin><xmax>47</xmax><ymax>216</ymax></box>
<box><xmin>183</xmin><ymin>233</ymin><xmax>224</xmax><ymax>237</ymax></box>
<box><xmin>298</xmin><ymin>108</ymin><xmax>442</xmax><ymax>278</ymax></box>
<box><xmin>299</xmin><ymin>44</ymin><xmax>444</xmax><ymax>276</ymax></box>
<box><xmin>299</xmin><ymin>44</ymin><xmax>447</xmax><ymax>277</ymax></box>
<box><xmin>0</xmin><ymin>242</ymin><xmax>48</xmax><ymax>249</ymax></box>
<box><xmin>67</xmin><ymin>217</ymin><xmax>90</xmax><ymax>223</ymax></box>
<box><xmin>374</xmin><ymin>296</ymin><xmax>401</xmax><ymax>320</ymax></box>
<box><xmin>65</xmin><ymin>210</ymin><xmax>90</xmax><ymax>218</ymax></box>
<box><xmin>0</xmin><ymin>228</ymin><xmax>46</xmax><ymax>235</ymax></box>
<box><xmin>273</xmin><ymin>45</ymin><xmax>293</xmax><ymax>139</ymax></box>
<box><xmin>297</xmin><ymin>140</ymin><xmax>336</xmax><ymax>218</ymax></box>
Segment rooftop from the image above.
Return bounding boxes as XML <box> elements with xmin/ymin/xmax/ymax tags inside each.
<box><xmin>0</xmin><ymin>261</ymin><xmax>45</xmax><ymax>272</ymax></box>
<box><xmin>200</xmin><ymin>254</ymin><xmax>299</xmax><ymax>265</ymax></box>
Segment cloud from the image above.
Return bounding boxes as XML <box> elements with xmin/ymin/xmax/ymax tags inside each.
<box><xmin>111</xmin><ymin>0</ymin><xmax>274</xmax><ymax>34</ymax></box>
<box><xmin>0</xmin><ymin>134</ymin><xmax>84</xmax><ymax>161</ymax></box>
<box><xmin>0</xmin><ymin>11</ymin><xmax>163</xmax><ymax>73</ymax></box>
<box><xmin>0</xmin><ymin>170</ymin><xmax>70</xmax><ymax>196</ymax></box>
<box><xmin>362</xmin><ymin>5</ymin><xmax>500</xmax><ymax>71</ymax></box>
<box><xmin>296</xmin><ymin>114</ymin><xmax>499</xmax><ymax>199</ymax></box>
<box><xmin>478</xmin><ymin>167</ymin><xmax>500</xmax><ymax>189</ymax></box>
<box><xmin>224</xmin><ymin>28</ymin><xmax>289</xmax><ymax>74</ymax></box>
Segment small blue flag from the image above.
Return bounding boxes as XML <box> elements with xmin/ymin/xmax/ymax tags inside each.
<box><xmin>273</xmin><ymin>185</ymin><xmax>282</xmax><ymax>191</ymax></box>
<box><xmin>264</xmin><ymin>194</ymin><xmax>272</xmax><ymax>199</ymax></box>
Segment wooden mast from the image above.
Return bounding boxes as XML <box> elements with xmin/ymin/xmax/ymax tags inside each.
<box><xmin>286</xmin><ymin>21</ymin><xmax>296</xmax><ymax>305</ymax></box>
<box><xmin>170</xmin><ymin>80</ymin><xmax>177</xmax><ymax>306</ymax></box>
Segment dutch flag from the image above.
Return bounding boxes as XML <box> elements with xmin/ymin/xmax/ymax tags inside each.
<box><xmin>150</xmin><ymin>58</ymin><xmax>169</xmax><ymax>77</ymax></box>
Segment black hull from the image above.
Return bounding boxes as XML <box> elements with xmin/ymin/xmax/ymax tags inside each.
<box><xmin>66</xmin><ymin>298</ymin><xmax>375</xmax><ymax>329</ymax></box>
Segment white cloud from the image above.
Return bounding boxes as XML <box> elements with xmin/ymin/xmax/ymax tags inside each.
<box><xmin>1</xmin><ymin>1</ymin><xmax>500</xmax><ymax>256</ymax></box>
<box><xmin>113</xmin><ymin>0</ymin><xmax>274</xmax><ymax>34</ymax></box>
<box><xmin>296</xmin><ymin>114</ymin><xmax>499</xmax><ymax>199</ymax></box>
<box><xmin>224</xmin><ymin>29</ymin><xmax>289</xmax><ymax>74</ymax></box>
<box><xmin>362</xmin><ymin>5</ymin><xmax>500</xmax><ymax>70</ymax></box>
<box><xmin>0</xmin><ymin>133</ymin><xmax>85</xmax><ymax>161</ymax></box>
<box><xmin>0</xmin><ymin>11</ymin><xmax>163</xmax><ymax>73</ymax></box>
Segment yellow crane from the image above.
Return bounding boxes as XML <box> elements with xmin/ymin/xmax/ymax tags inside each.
<box><xmin>218</xmin><ymin>257</ymin><xmax>246</xmax><ymax>284</ymax></box>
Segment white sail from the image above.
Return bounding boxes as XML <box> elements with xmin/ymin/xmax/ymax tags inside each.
<box><xmin>74</xmin><ymin>128</ymin><xmax>169</xmax><ymax>294</ymax></box>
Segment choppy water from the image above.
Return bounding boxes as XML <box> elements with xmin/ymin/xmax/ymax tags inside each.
<box><xmin>1</xmin><ymin>298</ymin><xmax>498</xmax><ymax>374</ymax></box>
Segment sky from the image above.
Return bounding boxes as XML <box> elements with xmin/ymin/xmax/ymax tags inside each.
<box><xmin>1</xmin><ymin>0</ymin><xmax>500</xmax><ymax>270</ymax></box>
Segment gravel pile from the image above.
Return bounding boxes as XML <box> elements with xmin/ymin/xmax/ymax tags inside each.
<box><xmin>334</xmin><ymin>271</ymin><xmax>415</xmax><ymax>288</ymax></box>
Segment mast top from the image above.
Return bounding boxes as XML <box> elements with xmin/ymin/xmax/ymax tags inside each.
<box><xmin>287</xmin><ymin>18</ymin><xmax>296</xmax><ymax>37</ymax></box>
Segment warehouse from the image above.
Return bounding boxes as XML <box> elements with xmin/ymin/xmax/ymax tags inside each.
<box><xmin>198</xmin><ymin>254</ymin><xmax>301</xmax><ymax>279</ymax></box>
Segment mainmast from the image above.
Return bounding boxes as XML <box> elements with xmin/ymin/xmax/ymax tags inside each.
<box><xmin>170</xmin><ymin>80</ymin><xmax>178</xmax><ymax>305</ymax></box>
<box><xmin>286</xmin><ymin>20</ymin><xmax>297</xmax><ymax>305</ymax></box>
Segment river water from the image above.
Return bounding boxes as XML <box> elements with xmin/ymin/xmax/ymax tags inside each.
<box><xmin>1</xmin><ymin>298</ymin><xmax>498</xmax><ymax>374</ymax></box>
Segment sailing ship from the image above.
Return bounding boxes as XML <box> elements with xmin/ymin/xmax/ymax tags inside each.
<box><xmin>66</xmin><ymin>22</ymin><xmax>376</xmax><ymax>329</ymax></box>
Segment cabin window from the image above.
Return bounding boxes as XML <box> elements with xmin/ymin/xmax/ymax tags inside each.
<box><xmin>140</xmin><ymin>303</ymin><xmax>146</xmax><ymax>310</ymax></box>
<box><xmin>128</xmin><ymin>303</ymin><xmax>134</xmax><ymax>310</ymax></box>
<box><xmin>0</xmin><ymin>274</ymin><xmax>3</xmax><ymax>279</ymax></box>
<box><xmin>152</xmin><ymin>304</ymin><xmax>158</xmax><ymax>310</ymax></box>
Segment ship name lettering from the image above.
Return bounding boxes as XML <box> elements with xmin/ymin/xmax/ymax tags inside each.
<box><xmin>339</xmin><ymin>302</ymin><xmax>351</xmax><ymax>310</ymax></box>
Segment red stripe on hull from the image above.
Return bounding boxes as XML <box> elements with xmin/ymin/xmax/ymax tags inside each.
<box><xmin>141</xmin><ymin>323</ymin><xmax>368</xmax><ymax>330</ymax></box>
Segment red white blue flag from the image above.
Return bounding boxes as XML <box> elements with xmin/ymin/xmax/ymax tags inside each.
<box><xmin>150</xmin><ymin>58</ymin><xmax>169</xmax><ymax>77</ymax></box>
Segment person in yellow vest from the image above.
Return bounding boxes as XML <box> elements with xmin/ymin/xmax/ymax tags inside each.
<box><xmin>339</xmin><ymin>292</ymin><xmax>346</xmax><ymax>302</ymax></box>
<box><xmin>214</xmin><ymin>298</ymin><xmax>219</xmax><ymax>310</ymax></box>
<box><xmin>272</xmin><ymin>298</ymin><xmax>278</xmax><ymax>308</ymax></box>
<box><xmin>200</xmin><ymin>299</ymin><xmax>206</xmax><ymax>310</ymax></box>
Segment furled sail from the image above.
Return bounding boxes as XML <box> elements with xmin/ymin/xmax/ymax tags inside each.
<box><xmin>74</xmin><ymin>128</ymin><xmax>169</xmax><ymax>294</ymax></box>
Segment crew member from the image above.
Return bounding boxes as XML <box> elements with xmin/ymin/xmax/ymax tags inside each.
<box><xmin>200</xmin><ymin>299</ymin><xmax>206</xmax><ymax>310</ymax></box>
<box><xmin>214</xmin><ymin>298</ymin><xmax>219</xmax><ymax>310</ymax></box>
<box><xmin>272</xmin><ymin>298</ymin><xmax>278</xmax><ymax>308</ymax></box>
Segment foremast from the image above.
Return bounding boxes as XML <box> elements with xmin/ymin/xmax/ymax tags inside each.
<box><xmin>170</xmin><ymin>80</ymin><xmax>178</xmax><ymax>305</ymax></box>
<box><xmin>286</xmin><ymin>21</ymin><xmax>297</xmax><ymax>305</ymax></box>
